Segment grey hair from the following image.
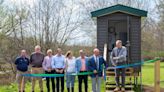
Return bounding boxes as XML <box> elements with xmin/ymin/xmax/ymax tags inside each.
<box><xmin>35</xmin><ymin>45</ymin><xmax>41</xmax><ymax>49</ymax></box>
<box><xmin>116</xmin><ymin>40</ymin><xmax>122</xmax><ymax>45</ymax></box>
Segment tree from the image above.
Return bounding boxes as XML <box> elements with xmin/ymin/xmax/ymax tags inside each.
<box><xmin>26</xmin><ymin>0</ymin><xmax>84</xmax><ymax>50</ymax></box>
<box><xmin>78</xmin><ymin>0</ymin><xmax>151</xmax><ymax>46</ymax></box>
<box><xmin>156</xmin><ymin>0</ymin><xmax>164</xmax><ymax>51</ymax></box>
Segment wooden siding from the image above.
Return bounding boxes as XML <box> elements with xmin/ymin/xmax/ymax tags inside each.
<box><xmin>130</xmin><ymin>16</ymin><xmax>141</xmax><ymax>63</ymax></box>
<box><xmin>97</xmin><ymin>17</ymin><xmax>108</xmax><ymax>55</ymax></box>
<box><xmin>97</xmin><ymin>12</ymin><xmax>141</xmax><ymax>64</ymax></box>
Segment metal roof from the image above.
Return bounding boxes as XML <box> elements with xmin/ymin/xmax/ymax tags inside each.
<box><xmin>91</xmin><ymin>4</ymin><xmax>147</xmax><ymax>17</ymax></box>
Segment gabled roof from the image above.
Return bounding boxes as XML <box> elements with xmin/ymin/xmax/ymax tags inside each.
<box><xmin>91</xmin><ymin>4</ymin><xmax>147</xmax><ymax>17</ymax></box>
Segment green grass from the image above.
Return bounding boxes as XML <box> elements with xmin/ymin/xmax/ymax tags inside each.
<box><xmin>0</xmin><ymin>77</ymin><xmax>105</xmax><ymax>92</ymax></box>
<box><xmin>0</xmin><ymin>62</ymin><xmax>164</xmax><ymax>92</ymax></box>
<box><xmin>142</xmin><ymin>62</ymin><xmax>164</xmax><ymax>87</ymax></box>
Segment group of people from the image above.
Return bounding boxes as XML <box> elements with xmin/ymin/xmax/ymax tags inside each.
<box><xmin>15</xmin><ymin>40</ymin><xmax>127</xmax><ymax>92</ymax></box>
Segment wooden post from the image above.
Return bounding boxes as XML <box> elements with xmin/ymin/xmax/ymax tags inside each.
<box><xmin>154</xmin><ymin>60</ymin><xmax>160</xmax><ymax>92</ymax></box>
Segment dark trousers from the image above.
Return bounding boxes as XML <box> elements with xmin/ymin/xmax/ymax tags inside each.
<box><xmin>55</xmin><ymin>69</ymin><xmax>64</xmax><ymax>92</ymax></box>
<box><xmin>78</xmin><ymin>71</ymin><xmax>88</xmax><ymax>92</ymax></box>
<box><xmin>45</xmin><ymin>71</ymin><xmax>55</xmax><ymax>92</ymax></box>
<box><xmin>115</xmin><ymin>68</ymin><xmax>126</xmax><ymax>87</ymax></box>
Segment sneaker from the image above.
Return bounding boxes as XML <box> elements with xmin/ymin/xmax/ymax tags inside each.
<box><xmin>121</xmin><ymin>87</ymin><xmax>125</xmax><ymax>92</ymax></box>
<box><xmin>114</xmin><ymin>87</ymin><xmax>120</xmax><ymax>91</ymax></box>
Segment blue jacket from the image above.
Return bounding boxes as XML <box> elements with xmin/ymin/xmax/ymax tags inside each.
<box><xmin>88</xmin><ymin>55</ymin><xmax>106</xmax><ymax>78</ymax></box>
<box><xmin>75</xmin><ymin>56</ymin><xmax>89</xmax><ymax>72</ymax></box>
<box><xmin>15</xmin><ymin>56</ymin><xmax>30</xmax><ymax>72</ymax></box>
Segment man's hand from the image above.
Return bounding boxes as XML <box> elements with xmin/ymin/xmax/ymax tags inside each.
<box><xmin>59</xmin><ymin>69</ymin><xmax>64</xmax><ymax>73</ymax></box>
<box><xmin>27</xmin><ymin>71</ymin><xmax>30</xmax><ymax>74</ymax></box>
<box><xmin>47</xmin><ymin>69</ymin><xmax>51</xmax><ymax>72</ymax></box>
<box><xmin>55</xmin><ymin>69</ymin><xmax>59</xmax><ymax>73</ymax></box>
<box><xmin>113</xmin><ymin>63</ymin><xmax>117</xmax><ymax>66</ymax></box>
<box><xmin>93</xmin><ymin>70</ymin><xmax>97</xmax><ymax>74</ymax></box>
<box><xmin>113</xmin><ymin>57</ymin><xmax>119</xmax><ymax>60</ymax></box>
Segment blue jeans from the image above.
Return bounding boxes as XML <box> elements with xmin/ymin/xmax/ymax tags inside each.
<box><xmin>66</xmin><ymin>72</ymin><xmax>75</xmax><ymax>88</ymax></box>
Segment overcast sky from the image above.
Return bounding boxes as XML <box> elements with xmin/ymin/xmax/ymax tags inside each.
<box><xmin>2</xmin><ymin>0</ymin><xmax>159</xmax><ymax>46</ymax></box>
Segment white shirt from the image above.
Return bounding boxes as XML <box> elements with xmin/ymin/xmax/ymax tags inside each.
<box><xmin>65</xmin><ymin>57</ymin><xmax>76</xmax><ymax>73</ymax></box>
<box><xmin>93</xmin><ymin>55</ymin><xmax>99</xmax><ymax>70</ymax></box>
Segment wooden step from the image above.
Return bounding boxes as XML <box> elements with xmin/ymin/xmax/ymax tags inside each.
<box><xmin>106</xmin><ymin>82</ymin><xmax>134</xmax><ymax>91</ymax></box>
<box><xmin>106</xmin><ymin>87</ymin><xmax>134</xmax><ymax>91</ymax></box>
<box><xmin>106</xmin><ymin>85</ymin><xmax>134</xmax><ymax>87</ymax></box>
<box><xmin>105</xmin><ymin>68</ymin><xmax>136</xmax><ymax>92</ymax></box>
<box><xmin>106</xmin><ymin>90</ymin><xmax>134</xmax><ymax>92</ymax></box>
<box><xmin>106</xmin><ymin>83</ymin><xmax>133</xmax><ymax>87</ymax></box>
<box><xmin>106</xmin><ymin>68</ymin><xmax>135</xmax><ymax>76</ymax></box>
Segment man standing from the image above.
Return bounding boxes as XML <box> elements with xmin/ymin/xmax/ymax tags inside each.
<box><xmin>42</xmin><ymin>49</ymin><xmax>55</xmax><ymax>92</ymax></box>
<box><xmin>15</xmin><ymin>50</ymin><xmax>30</xmax><ymax>92</ymax></box>
<box><xmin>110</xmin><ymin>40</ymin><xmax>127</xmax><ymax>92</ymax></box>
<box><xmin>76</xmin><ymin>50</ymin><xmax>89</xmax><ymax>92</ymax></box>
<box><xmin>51</xmin><ymin>48</ymin><xmax>65</xmax><ymax>92</ymax></box>
<box><xmin>88</xmin><ymin>48</ymin><xmax>106</xmax><ymax>92</ymax></box>
<box><xmin>30</xmin><ymin>45</ymin><xmax>45</xmax><ymax>92</ymax></box>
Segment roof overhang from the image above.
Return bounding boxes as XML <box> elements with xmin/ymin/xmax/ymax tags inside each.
<box><xmin>91</xmin><ymin>4</ymin><xmax>148</xmax><ymax>18</ymax></box>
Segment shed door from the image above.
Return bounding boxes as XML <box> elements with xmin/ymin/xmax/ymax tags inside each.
<box><xmin>119</xmin><ymin>32</ymin><xmax>127</xmax><ymax>46</ymax></box>
<box><xmin>108</xmin><ymin>20</ymin><xmax>128</xmax><ymax>65</ymax></box>
<box><xmin>108</xmin><ymin>20</ymin><xmax>127</xmax><ymax>50</ymax></box>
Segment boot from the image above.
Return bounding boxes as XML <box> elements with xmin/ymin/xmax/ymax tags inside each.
<box><xmin>121</xmin><ymin>87</ymin><xmax>125</xmax><ymax>92</ymax></box>
<box><xmin>114</xmin><ymin>87</ymin><xmax>120</xmax><ymax>92</ymax></box>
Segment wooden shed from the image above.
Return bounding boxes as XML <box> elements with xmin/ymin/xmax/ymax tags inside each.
<box><xmin>91</xmin><ymin>4</ymin><xmax>147</xmax><ymax>66</ymax></box>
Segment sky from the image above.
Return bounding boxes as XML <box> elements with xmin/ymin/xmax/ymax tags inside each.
<box><xmin>5</xmin><ymin>0</ymin><xmax>158</xmax><ymax>21</ymax></box>
<box><xmin>2</xmin><ymin>0</ymin><xmax>160</xmax><ymax>46</ymax></box>
<box><xmin>6</xmin><ymin>0</ymin><xmax>157</xmax><ymax>12</ymax></box>
<box><xmin>8</xmin><ymin>0</ymin><xmax>37</xmax><ymax>7</ymax></box>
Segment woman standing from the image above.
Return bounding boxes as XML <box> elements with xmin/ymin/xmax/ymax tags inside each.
<box><xmin>65</xmin><ymin>51</ymin><xmax>76</xmax><ymax>92</ymax></box>
<box><xmin>42</xmin><ymin>49</ymin><xmax>55</xmax><ymax>92</ymax></box>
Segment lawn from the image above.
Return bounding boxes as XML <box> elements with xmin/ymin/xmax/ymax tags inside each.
<box><xmin>142</xmin><ymin>62</ymin><xmax>164</xmax><ymax>87</ymax></box>
<box><xmin>0</xmin><ymin>62</ymin><xmax>163</xmax><ymax>92</ymax></box>
<box><xmin>0</xmin><ymin>77</ymin><xmax>105</xmax><ymax>92</ymax></box>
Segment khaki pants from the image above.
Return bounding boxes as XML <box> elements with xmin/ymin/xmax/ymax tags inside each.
<box><xmin>31</xmin><ymin>67</ymin><xmax>43</xmax><ymax>91</ymax></box>
<box><xmin>16</xmin><ymin>71</ymin><xmax>27</xmax><ymax>92</ymax></box>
